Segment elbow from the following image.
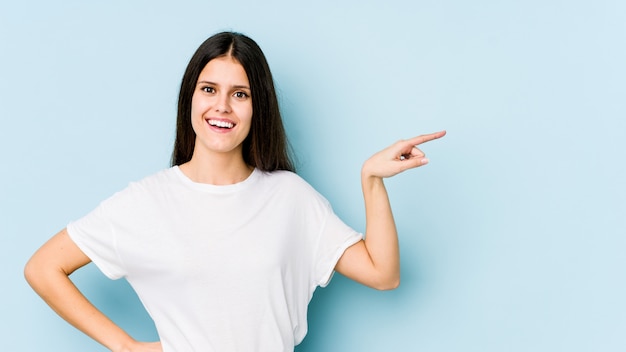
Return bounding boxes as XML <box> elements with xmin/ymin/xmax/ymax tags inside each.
<box><xmin>378</xmin><ymin>279</ymin><xmax>400</xmax><ymax>291</ymax></box>
<box><xmin>23</xmin><ymin>255</ymin><xmax>53</xmax><ymax>289</ymax></box>
<box><xmin>372</xmin><ymin>274</ymin><xmax>400</xmax><ymax>291</ymax></box>
<box><xmin>23</xmin><ymin>257</ymin><xmax>40</xmax><ymax>288</ymax></box>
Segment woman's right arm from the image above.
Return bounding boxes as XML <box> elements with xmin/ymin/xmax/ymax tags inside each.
<box><xmin>24</xmin><ymin>228</ymin><xmax>162</xmax><ymax>352</ymax></box>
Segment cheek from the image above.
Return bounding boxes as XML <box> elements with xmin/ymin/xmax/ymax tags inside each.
<box><xmin>239</xmin><ymin>103</ymin><xmax>253</xmax><ymax>122</ymax></box>
<box><xmin>190</xmin><ymin>96</ymin><xmax>207</xmax><ymax>123</ymax></box>
<box><xmin>190</xmin><ymin>101</ymin><xmax>203</xmax><ymax>133</ymax></box>
<box><xmin>190</xmin><ymin>96</ymin><xmax>201</xmax><ymax>117</ymax></box>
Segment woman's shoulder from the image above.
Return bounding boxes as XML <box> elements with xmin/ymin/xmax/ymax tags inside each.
<box><xmin>260</xmin><ymin>170</ymin><xmax>328</xmax><ymax>201</ymax></box>
<box><xmin>108</xmin><ymin>167</ymin><xmax>180</xmax><ymax>200</ymax></box>
<box><xmin>261</xmin><ymin>170</ymin><xmax>310</xmax><ymax>188</ymax></box>
<box><xmin>130</xmin><ymin>167</ymin><xmax>179</xmax><ymax>187</ymax></box>
<box><xmin>90</xmin><ymin>167</ymin><xmax>177</xmax><ymax>212</ymax></box>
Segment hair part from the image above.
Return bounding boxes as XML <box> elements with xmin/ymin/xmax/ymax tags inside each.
<box><xmin>171</xmin><ymin>31</ymin><xmax>295</xmax><ymax>172</ymax></box>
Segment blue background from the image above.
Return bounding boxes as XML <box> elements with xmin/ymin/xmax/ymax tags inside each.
<box><xmin>2</xmin><ymin>1</ymin><xmax>625</xmax><ymax>351</ymax></box>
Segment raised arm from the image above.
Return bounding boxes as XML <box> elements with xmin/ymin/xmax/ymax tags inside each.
<box><xmin>335</xmin><ymin>130</ymin><xmax>446</xmax><ymax>290</ymax></box>
<box><xmin>24</xmin><ymin>229</ymin><xmax>162</xmax><ymax>352</ymax></box>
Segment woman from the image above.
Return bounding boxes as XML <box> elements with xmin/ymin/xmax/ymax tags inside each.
<box><xmin>24</xmin><ymin>31</ymin><xmax>445</xmax><ymax>352</ymax></box>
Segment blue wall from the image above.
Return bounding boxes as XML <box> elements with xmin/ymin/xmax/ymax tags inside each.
<box><xmin>2</xmin><ymin>1</ymin><xmax>625</xmax><ymax>351</ymax></box>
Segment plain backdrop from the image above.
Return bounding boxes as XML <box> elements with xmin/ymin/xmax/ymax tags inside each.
<box><xmin>2</xmin><ymin>1</ymin><xmax>625</xmax><ymax>351</ymax></box>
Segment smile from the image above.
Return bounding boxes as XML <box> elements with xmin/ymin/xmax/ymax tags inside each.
<box><xmin>207</xmin><ymin>119</ymin><xmax>235</xmax><ymax>129</ymax></box>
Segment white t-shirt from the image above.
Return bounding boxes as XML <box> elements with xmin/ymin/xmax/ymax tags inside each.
<box><xmin>67</xmin><ymin>167</ymin><xmax>362</xmax><ymax>351</ymax></box>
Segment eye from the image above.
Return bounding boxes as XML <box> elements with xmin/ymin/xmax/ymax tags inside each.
<box><xmin>202</xmin><ymin>86</ymin><xmax>215</xmax><ymax>93</ymax></box>
<box><xmin>234</xmin><ymin>91</ymin><xmax>249</xmax><ymax>99</ymax></box>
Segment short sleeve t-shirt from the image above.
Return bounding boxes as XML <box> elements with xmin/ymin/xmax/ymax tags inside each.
<box><xmin>67</xmin><ymin>167</ymin><xmax>362</xmax><ymax>351</ymax></box>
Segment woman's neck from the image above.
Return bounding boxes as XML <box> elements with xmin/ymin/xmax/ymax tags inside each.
<box><xmin>179</xmin><ymin>152</ymin><xmax>253</xmax><ymax>185</ymax></box>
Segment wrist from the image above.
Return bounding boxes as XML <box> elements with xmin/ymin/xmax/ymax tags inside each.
<box><xmin>108</xmin><ymin>336</ymin><xmax>138</xmax><ymax>352</ymax></box>
<box><xmin>361</xmin><ymin>170</ymin><xmax>384</xmax><ymax>190</ymax></box>
<box><xmin>360</xmin><ymin>162</ymin><xmax>378</xmax><ymax>180</ymax></box>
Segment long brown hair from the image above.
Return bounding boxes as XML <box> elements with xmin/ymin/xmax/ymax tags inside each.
<box><xmin>171</xmin><ymin>31</ymin><xmax>295</xmax><ymax>172</ymax></box>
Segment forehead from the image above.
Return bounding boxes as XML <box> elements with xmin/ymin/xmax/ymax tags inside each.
<box><xmin>198</xmin><ymin>56</ymin><xmax>249</xmax><ymax>85</ymax></box>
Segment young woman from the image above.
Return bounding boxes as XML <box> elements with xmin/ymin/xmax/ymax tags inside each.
<box><xmin>24</xmin><ymin>31</ymin><xmax>445</xmax><ymax>352</ymax></box>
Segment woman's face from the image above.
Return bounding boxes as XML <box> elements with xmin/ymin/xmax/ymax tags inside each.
<box><xmin>190</xmin><ymin>56</ymin><xmax>253</xmax><ymax>161</ymax></box>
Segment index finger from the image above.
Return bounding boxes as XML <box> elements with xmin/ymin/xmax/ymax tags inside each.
<box><xmin>408</xmin><ymin>130</ymin><xmax>447</xmax><ymax>146</ymax></box>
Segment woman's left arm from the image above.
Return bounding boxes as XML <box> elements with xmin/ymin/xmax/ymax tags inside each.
<box><xmin>334</xmin><ymin>131</ymin><xmax>446</xmax><ymax>290</ymax></box>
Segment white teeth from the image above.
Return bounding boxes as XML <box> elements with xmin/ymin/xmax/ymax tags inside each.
<box><xmin>208</xmin><ymin>120</ymin><xmax>234</xmax><ymax>129</ymax></box>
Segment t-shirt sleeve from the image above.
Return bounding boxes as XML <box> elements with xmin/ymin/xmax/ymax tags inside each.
<box><xmin>313</xmin><ymin>202</ymin><xmax>363</xmax><ymax>288</ymax></box>
<box><xmin>66</xmin><ymin>191</ymin><xmax>128</xmax><ymax>280</ymax></box>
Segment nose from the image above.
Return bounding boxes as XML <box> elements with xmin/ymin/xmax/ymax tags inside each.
<box><xmin>214</xmin><ymin>93</ymin><xmax>231</xmax><ymax>113</ymax></box>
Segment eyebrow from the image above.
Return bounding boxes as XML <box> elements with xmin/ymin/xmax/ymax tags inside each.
<box><xmin>197</xmin><ymin>80</ymin><xmax>251</xmax><ymax>90</ymax></box>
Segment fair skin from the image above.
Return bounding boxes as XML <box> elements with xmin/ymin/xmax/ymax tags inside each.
<box><xmin>181</xmin><ymin>56</ymin><xmax>254</xmax><ymax>185</ymax></box>
<box><xmin>24</xmin><ymin>56</ymin><xmax>445</xmax><ymax>351</ymax></box>
<box><xmin>335</xmin><ymin>131</ymin><xmax>445</xmax><ymax>289</ymax></box>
